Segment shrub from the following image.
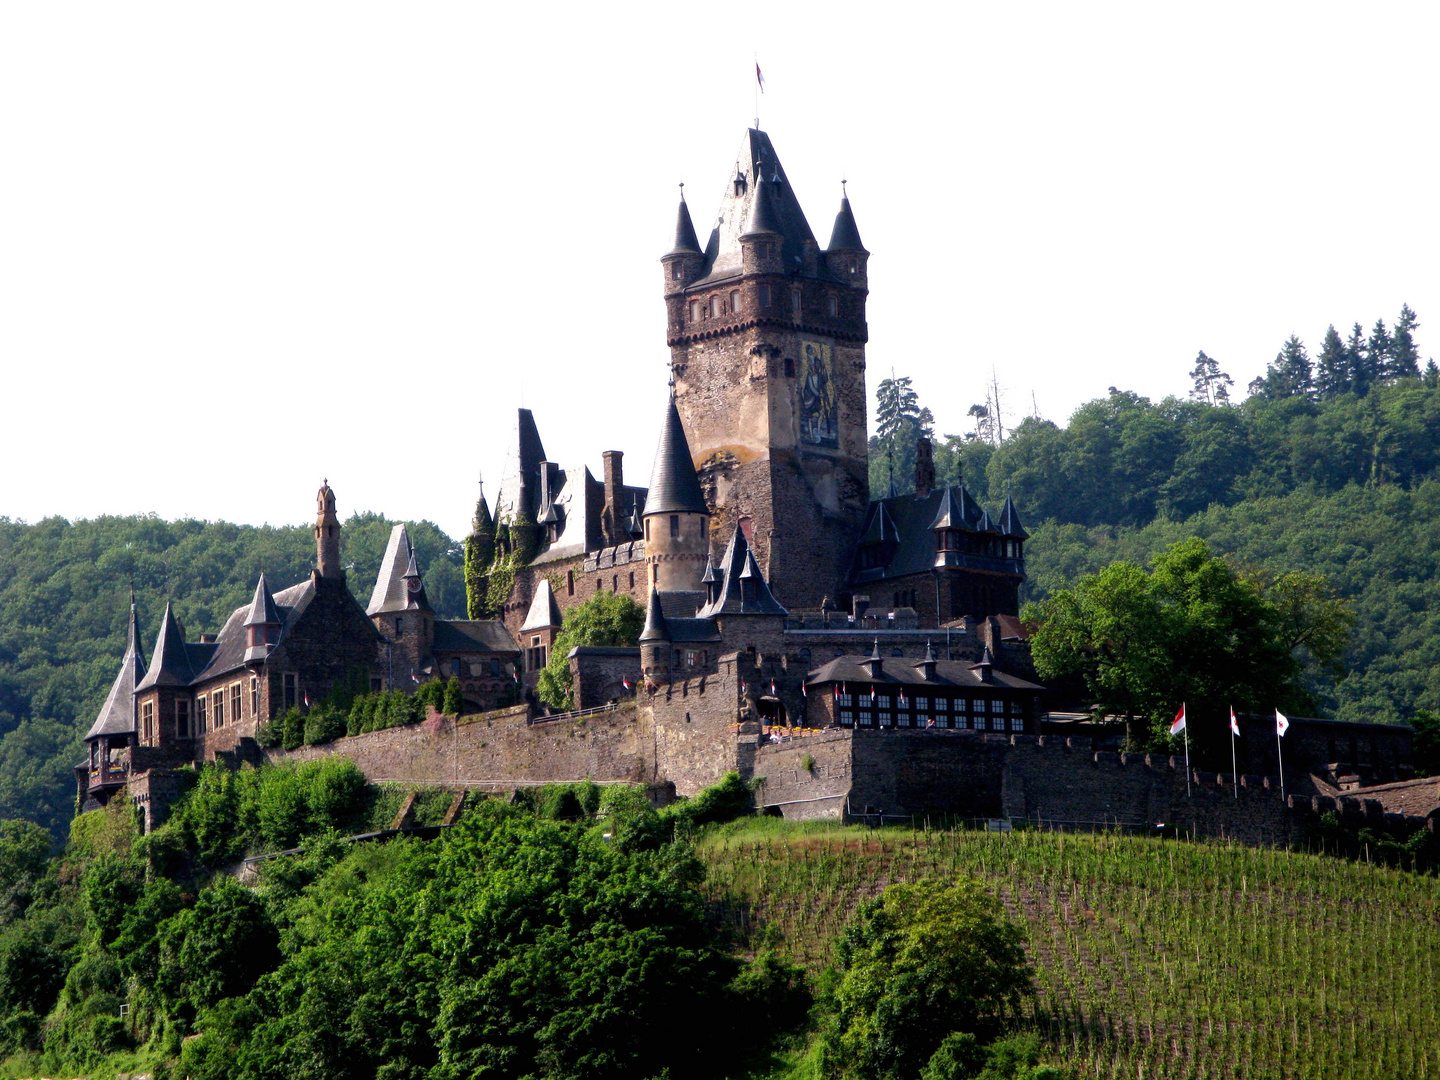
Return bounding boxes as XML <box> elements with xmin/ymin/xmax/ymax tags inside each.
<box><xmin>255</xmin><ymin>720</ymin><xmax>281</xmax><ymax>748</ymax></box>
<box><xmin>304</xmin><ymin>706</ymin><xmax>347</xmax><ymax>746</ymax></box>
<box><xmin>280</xmin><ymin>708</ymin><xmax>305</xmax><ymax>751</ymax></box>
<box><xmin>537</xmin><ymin>592</ymin><xmax>645</xmax><ymax>710</ymax></box>
<box><xmin>442</xmin><ymin>676</ymin><xmax>463</xmax><ymax>715</ymax></box>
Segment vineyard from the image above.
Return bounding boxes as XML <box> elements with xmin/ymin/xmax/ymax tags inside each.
<box><xmin>699</xmin><ymin>822</ymin><xmax>1440</xmax><ymax>1080</ymax></box>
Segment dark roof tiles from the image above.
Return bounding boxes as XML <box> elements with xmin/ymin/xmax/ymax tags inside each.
<box><xmin>827</xmin><ymin>193</ymin><xmax>866</xmax><ymax>252</ymax></box>
<box><xmin>86</xmin><ymin>605</ymin><xmax>147</xmax><ymax>740</ymax></box>
<box><xmin>805</xmin><ymin>654</ymin><xmax>1042</xmax><ymax>691</ymax></box>
<box><xmin>135</xmin><ymin>601</ymin><xmax>195</xmax><ymax>690</ymax></box>
<box><xmin>667</xmin><ymin>192</ymin><xmax>703</xmax><ymax>256</ymax></box>
<box><xmin>645</xmin><ymin>397</ymin><xmax>709</xmax><ymax>516</ymax></box>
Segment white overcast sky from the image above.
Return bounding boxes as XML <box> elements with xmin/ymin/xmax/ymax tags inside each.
<box><xmin>3</xmin><ymin>3</ymin><xmax>1437</xmax><ymax>540</ymax></box>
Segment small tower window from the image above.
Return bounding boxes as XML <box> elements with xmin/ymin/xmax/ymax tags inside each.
<box><xmin>671</xmin><ymin>262</ymin><xmax>682</xmax><ymax>280</ymax></box>
<box><xmin>783</xmin><ymin>357</ymin><xmax>795</xmax><ymax>377</ymax></box>
<box><xmin>827</xmin><ymin>295</ymin><xmax>838</xmax><ymax>318</ymax></box>
<box><xmin>176</xmin><ymin>698</ymin><xmax>190</xmax><ymax>739</ymax></box>
<box><xmin>758</xmin><ymin>242</ymin><xmax>771</xmax><ymax>260</ymax></box>
<box><xmin>792</xmin><ymin>288</ymin><xmax>802</xmax><ymax>316</ymax></box>
<box><xmin>670</xmin><ymin>515</ymin><xmax>679</xmax><ymax>538</ymax></box>
<box><xmin>709</xmin><ymin>295</ymin><xmax>720</xmax><ymax>319</ymax></box>
<box><xmin>729</xmin><ymin>290</ymin><xmax>740</xmax><ymax>313</ymax></box>
<box><xmin>567</xmin><ymin>570</ymin><xmax>575</xmax><ymax>596</ymax></box>
<box><xmin>689</xmin><ymin>299</ymin><xmax>701</xmax><ymax>322</ymax></box>
<box><xmin>396</xmin><ymin>617</ymin><xmax>403</xmax><ymax>635</ymax></box>
<box><xmin>644</xmin><ymin>519</ymin><xmax>651</xmax><ymax>541</ymax></box>
<box><xmin>849</xmin><ymin>259</ymin><xmax>858</xmax><ymax>274</ymax></box>
<box><xmin>629</xmin><ymin>571</ymin><xmax>635</xmax><ymax>589</ymax></box>
<box><xmin>758</xmin><ymin>284</ymin><xmax>772</xmax><ymax>308</ymax></box>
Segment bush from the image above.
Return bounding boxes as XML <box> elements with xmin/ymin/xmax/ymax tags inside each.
<box><xmin>442</xmin><ymin>676</ymin><xmax>463</xmax><ymax>715</ymax></box>
<box><xmin>303</xmin><ymin>706</ymin><xmax>347</xmax><ymax>746</ymax></box>
<box><xmin>156</xmin><ymin>877</ymin><xmax>279</xmax><ymax>1017</ymax></box>
<box><xmin>255</xmin><ymin>720</ymin><xmax>281</xmax><ymax>748</ymax></box>
<box><xmin>280</xmin><ymin>708</ymin><xmax>305</xmax><ymax>751</ymax></box>
<box><xmin>537</xmin><ymin>592</ymin><xmax>645</xmax><ymax>710</ymax></box>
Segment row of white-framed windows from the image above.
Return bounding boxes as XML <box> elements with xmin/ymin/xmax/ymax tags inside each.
<box><xmin>230</xmin><ymin>683</ymin><xmax>243</xmax><ymax>724</ymax></box>
<box><xmin>212</xmin><ymin>689</ymin><xmax>225</xmax><ymax>728</ymax></box>
<box><xmin>689</xmin><ymin>291</ymin><xmax>746</xmax><ymax>324</ymax></box>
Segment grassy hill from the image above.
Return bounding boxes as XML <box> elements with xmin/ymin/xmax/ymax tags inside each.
<box><xmin>699</xmin><ymin>821</ymin><xmax>1440</xmax><ymax>1080</ymax></box>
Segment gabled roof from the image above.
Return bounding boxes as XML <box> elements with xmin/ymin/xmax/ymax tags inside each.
<box><xmin>861</xmin><ymin>502</ymin><xmax>898</xmax><ymax>545</ymax></box>
<box><xmin>86</xmin><ymin>604</ymin><xmax>146</xmax><ymax>740</ymax></box>
<box><xmin>827</xmin><ymin>193</ymin><xmax>866</xmax><ymax>252</ymax></box>
<box><xmin>367</xmin><ymin>525</ymin><xmax>432</xmax><ymax>615</ymax></box>
<box><xmin>520</xmin><ymin>579</ymin><xmax>563</xmax><ymax>632</ymax></box>
<box><xmin>645</xmin><ymin>396</ymin><xmax>709</xmax><ymax>516</ymax></box>
<box><xmin>243</xmin><ymin>573</ymin><xmax>282</xmax><ymax>627</ymax></box>
<box><xmin>432</xmin><ymin>620</ymin><xmax>519</xmax><ymax>655</ymax></box>
<box><xmin>667</xmin><ymin>191</ymin><xmax>703</xmax><ymax>256</ymax></box>
<box><xmin>998</xmin><ymin>495</ymin><xmax>1029</xmax><ymax>540</ymax></box>
<box><xmin>135</xmin><ymin>601</ymin><xmax>195</xmax><ymax>691</ymax></box>
<box><xmin>696</xmin><ymin>525</ymin><xmax>788</xmax><ymax>618</ymax></box>
<box><xmin>805</xmin><ymin>654</ymin><xmax>1042</xmax><ymax>692</ymax></box>
<box><xmin>186</xmin><ymin>579</ymin><xmax>324</xmax><ymax>685</ymax></box>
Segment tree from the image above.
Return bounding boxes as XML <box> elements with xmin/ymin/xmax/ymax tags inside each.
<box><xmin>1347</xmin><ymin>322</ymin><xmax>1376</xmax><ymax>397</ymax></box>
<box><xmin>822</xmin><ymin>878</ymin><xmax>1033</xmax><ymax>1080</ymax></box>
<box><xmin>873</xmin><ymin>375</ymin><xmax>932</xmax><ymax>497</ymax></box>
<box><xmin>1389</xmin><ymin>304</ymin><xmax>1422</xmax><ymax>381</ymax></box>
<box><xmin>1367</xmin><ymin>319</ymin><xmax>1393</xmax><ymax>385</ymax></box>
<box><xmin>1188</xmin><ymin>351</ymin><xmax>1233</xmax><ymax>406</ymax></box>
<box><xmin>536</xmin><ymin>592</ymin><xmax>645</xmax><ymax>710</ymax></box>
<box><xmin>156</xmin><ymin>877</ymin><xmax>280</xmax><ymax>1017</ymax></box>
<box><xmin>1314</xmin><ymin>325</ymin><xmax>1350</xmax><ymax>400</ymax></box>
<box><xmin>1257</xmin><ymin>336</ymin><xmax>1314</xmax><ymax>400</ymax></box>
<box><xmin>1025</xmin><ymin>538</ymin><xmax>1353</xmax><ymax>749</ymax></box>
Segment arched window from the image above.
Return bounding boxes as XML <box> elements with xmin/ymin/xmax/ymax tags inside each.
<box><xmin>729</xmin><ymin>290</ymin><xmax>740</xmax><ymax>313</ymax></box>
<box><xmin>689</xmin><ymin>299</ymin><xmax>701</xmax><ymax>322</ymax></box>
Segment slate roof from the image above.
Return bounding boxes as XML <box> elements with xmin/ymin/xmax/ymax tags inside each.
<box><xmin>696</xmin><ymin>526</ymin><xmax>787</xmax><ymax>618</ymax></box>
<box><xmin>188</xmin><ymin>579</ymin><xmax>319</xmax><ymax>685</ymax></box>
<box><xmin>667</xmin><ymin>192</ymin><xmax>702</xmax><ymax>256</ymax></box>
<box><xmin>692</xmin><ymin>128</ymin><xmax>827</xmax><ymax>288</ymax></box>
<box><xmin>367</xmin><ymin>525</ymin><xmax>432</xmax><ymax>615</ymax></box>
<box><xmin>853</xmin><ymin>485</ymin><xmax>1026</xmax><ymax>585</ymax></box>
<box><xmin>639</xmin><ymin>586</ymin><xmax>669</xmax><ymax>643</ymax></box>
<box><xmin>804</xmin><ymin>654</ymin><xmax>1042</xmax><ymax>691</ymax></box>
<box><xmin>998</xmin><ymin>495</ymin><xmax>1029</xmax><ymax>539</ymax></box>
<box><xmin>740</xmin><ymin>164</ymin><xmax>784</xmax><ymax>238</ymax></box>
<box><xmin>827</xmin><ymin>193</ymin><xmax>866</xmax><ymax>252</ymax></box>
<box><xmin>135</xmin><ymin>601</ymin><xmax>196</xmax><ymax>691</ymax></box>
<box><xmin>243</xmin><ymin>573</ymin><xmax>282</xmax><ymax>627</ymax></box>
<box><xmin>520</xmin><ymin>579</ymin><xmax>563</xmax><ymax>632</ymax></box>
<box><xmin>86</xmin><ymin>604</ymin><xmax>146</xmax><ymax>740</ymax></box>
<box><xmin>645</xmin><ymin>396</ymin><xmax>708</xmax><ymax>516</ymax></box>
<box><xmin>640</xmin><ymin>586</ymin><xmax>722</xmax><ymax>644</ymax></box>
<box><xmin>432</xmin><ymin>620</ymin><xmax>519</xmax><ymax>655</ymax></box>
<box><xmin>493</xmin><ymin>408</ymin><xmax>548</xmax><ymax>525</ymax></box>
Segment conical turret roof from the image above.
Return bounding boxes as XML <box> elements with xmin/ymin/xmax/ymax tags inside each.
<box><xmin>87</xmin><ymin>603</ymin><xmax>147</xmax><ymax>739</ymax></box>
<box><xmin>243</xmin><ymin>573</ymin><xmax>282</xmax><ymax>627</ymax></box>
<box><xmin>667</xmin><ymin>190</ymin><xmax>703</xmax><ymax>256</ymax></box>
<box><xmin>136</xmin><ymin>601</ymin><xmax>194</xmax><ymax>690</ymax></box>
<box><xmin>645</xmin><ymin>397</ymin><xmax>709</xmax><ymax>516</ymax></box>
<box><xmin>520</xmin><ymin>578</ymin><xmax>563</xmax><ymax>632</ymax></box>
<box><xmin>367</xmin><ymin>525</ymin><xmax>433</xmax><ymax>615</ymax></box>
<box><xmin>998</xmin><ymin>495</ymin><xmax>1029</xmax><ymax>540</ymax></box>
<box><xmin>740</xmin><ymin>164</ymin><xmax>783</xmax><ymax>238</ymax></box>
<box><xmin>639</xmin><ymin>585</ymin><xmax>671</xmax><ymax>644</ymax></box>
<box><xmin>827</xmin><ymin>192</ymin><xmax>866</xmax><ymax>252</ymax></box>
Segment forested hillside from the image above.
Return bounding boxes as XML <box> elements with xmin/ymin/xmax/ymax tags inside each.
<box><xmin>0</xmin><ymin>514</ymin><xmax>464</xmax><ymax>841</ymax></box>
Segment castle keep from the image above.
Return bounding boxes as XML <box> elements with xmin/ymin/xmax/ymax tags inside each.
<box><xmin>81</xmin><ymin>128</ymin><xmax>1435</xmax><ymax>841</ymax></box>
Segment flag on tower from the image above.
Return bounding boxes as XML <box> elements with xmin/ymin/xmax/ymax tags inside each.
<box><xmin>756</xmin><ymin>63</ymin><xmax>766</xmax><ymax>92</ymax></box>
<box><xmin>1275</xmin><ymin>709</ymin><xmax>1290</xmax><ymax>737</ymax></box>
<box><xmin>1170</xmin><ymin>704</ymin><xmax>1187</xmax><ymax>736</ymax></box>
<box><xmin>800</xmin><ymin>681</ymin><xmax>807</xmax><ymax>698</ymax></box>
<box><xmin>1230</xmin><ymin>707</ymin><xmax>1241</xmax><ymax>737</ymax></box>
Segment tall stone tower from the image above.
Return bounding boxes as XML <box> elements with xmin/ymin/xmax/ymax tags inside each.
<box><xmin>315</xmin><ymin>480</ymin><xmax>342</xmax><ymax>579</ymax></box>
<box><xmin>661</xmin><ymin>129</ymin><xmax>870</xmax><ymax>610</ymax></box>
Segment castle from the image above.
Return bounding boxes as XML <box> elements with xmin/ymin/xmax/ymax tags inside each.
<box><xmin>79</xmin><ymin>128</ymin><xmax>1439</xmax><ymax>842</ymax></box>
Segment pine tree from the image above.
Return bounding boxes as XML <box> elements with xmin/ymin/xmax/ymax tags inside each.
<box><xmin>1314</xmin><ymin>325</ymin><xmax>1350</xmax><ymax>399</ymax></box>
<box><xmin>1188</xmin><ymin>351</ymin><xmax>1233</xmax><ymax>405</ymax></box>
<box><xmin>875</xmin><ymin>374</ymin><xmax>923</xmax><ymax>496</ymax></box>
<box><xmin>1260</xmin><ymin>336</ymin><xmax>1314</xmax><ymax>399</ymax></box>
<box><xmin>1424</xmin><ymin>359</ymin><xmax>1440</xmax><ymax>389</ymax></box>
<box><xmin>1389</xmin><ymin>304</ymin><xmax>1421</xmax><ymax>380</ymax></box>
<box><xmin>1367</xmin><ymin>319</ymin><xmax>1393</xmax><ymax>384</ymax></box>
<box><xmin>1347</xmin><ymin>322</ymin><xmax>1375</xmax><ymax>397</ymax></box>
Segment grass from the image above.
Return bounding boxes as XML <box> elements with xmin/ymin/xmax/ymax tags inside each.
<box><xmin>697</xmin><ymin>820</ymin><xmax>1440</xmax><ymax>1080</ymax></box>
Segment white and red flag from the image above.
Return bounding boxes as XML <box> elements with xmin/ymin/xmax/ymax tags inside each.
<box><xmin>869</xmin><ymin>685</ymin><xmax>877</xmax><ymax>703</ymax></box>
<box><xmin>770</xmin><ymin>681</ymin><xmax>777</xmax><ymax>696</ymax></box>
<box><xmin>622</xmin><ymin>677</ymin><xmax>633</xmax><ymax>692</ymax></box>
<box><xmin>1170</xmin><ymin>704</ymin><xmax>1187</xmax><ymax>736</ymax></box>
<box><xmin>1275</xmin><ymin>709</ymin><xmax>1290</xmax><ymax>737</ymax></box>
<box><xmin>801</xmin><ymin>682</ymin><xmax>807</xmax><ymax>698</ymax></box>
<box><xmin>740</xmin><ymin>679</ymin><xmax>748</xmax><ymax>695</ymax></box>
<box><xmin>303</xmin><ymin>691</ymin><xmax>310</xmax><ymax>708</ymax></box>
<box><xmin>898</xmin><ymin>690</ymin><xmax>908</xmax><ymax>707</ymax></box>
<box><xmin>756</xmin><ymin>63</ymin><xmax>765</xmax><ymax>92</ymax></box>
<box><xmin>1229</xmin><ymin>707</ymin><xmax>1241</xmax><ymax>737</ymax></box>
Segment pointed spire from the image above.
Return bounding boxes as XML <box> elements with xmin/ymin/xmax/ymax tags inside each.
<box><xmin>667</xmin><ymin>184</ymin><xmax>702</xmax><ymax>256</ymax></box>
<box><xmin>998</xmin><ymin>494</ymin><xmax>1030</xmax><ymax>540</ymax></box>
<box><xmin>243</xmin><ymin>573</ymin><xmax>282</xmax><ymax>628</ymax></box>
<box><xmin>639</xmin><ymin>585</ymin><xmax>671</xmax><ymax>644</ymax></box>
<box><xmin>914</xmin><ymin>640</ymin><xmax>939</xmax><ymax>681</ymax></box>
<box><xmin>827</xmin><ymin>185</ymin><xmax>866</xmax><ymax>252</ymax></box>
<box><xmin>136</xmin><ymin>601</ymin><xmax>194</xmax><ymax>690</ymax></box>
<box><xmin>700</xmin><ymin>552</ymin><xmax>718</xmax><ymax>584</ymax></box>
<box><xmin>645</xmin><ymin>396</ymin><xmax>709</xmax><ymax>516</ymax></box>
<box><xmin>863</xmin><ymin>640</ymin><xmax>885</xmax><ymax>680</ymax></box>
<box><xmin>88</xmin><ymin>600</ymin><xmax>148</xmax><ymax>739</ymax></box>
<box><xmin>696</xmin><ymin>524</ymin><xmax>788</xmax><ymax>618</ymax></box>
<box><xmin>368</xmin><ymin>524</ymin><xmax>432</xmax><ymax>615</ymax></box>
<box><xmin>976</xmin><ymin>509</ymin><xmax>998</xmax><ymax>535</ymax></box>
<box><xmin>971</xmin><ymin>644</ymin><xmax>995</xmax><ymax>684</ymax></box>
<box><xmin>930</xmin><ymin>486</ymin><xmax>982</xmax><ymax>531</ymax></box>
<box><xmin>740</xmin><ymin>163</ymin><xmax>783</xmax><ymax>239</ymax></box>
<box><xmin>520</xmin><ymin>578</ymin><xmax>563</xmax><ymax>632</ymax></box>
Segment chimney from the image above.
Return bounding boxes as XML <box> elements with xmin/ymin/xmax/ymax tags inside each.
<box><xmin>915</xmin><ymin>437</ymin><xmax>935</xmax><ymax>498</ymax></box>
<box><xmin>603</xmin><ymin>450</ymin><xmax>624</xmax><ymax>543</ymax></box>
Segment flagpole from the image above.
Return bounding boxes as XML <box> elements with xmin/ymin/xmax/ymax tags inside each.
<box><xmin>1276</xmin><ymin>712</ymin><xmax>1285</xmax><ymax>803</ymax></box>
<box><xmin>1229</xmin><ymin>708</ymin><xmax>1238</xmax><ymax>800</ymax></box>
<box><xmin>1183</xmin><ymin>709</ymin><xmax>1191</xmax><ymax>798</ymax></box>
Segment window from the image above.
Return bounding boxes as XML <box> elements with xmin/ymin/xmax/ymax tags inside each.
<box><xmin>283</xmin><ymin>672</ymin><xmax>298</xmax><ymax>709</ymax></box>
<box><xmin>371</xmin><ymin>676</ymin><xmax>384</xmax><ymax>693</ymax></box>
<box><xmin>877</xmin><ymin>694</ymin><xmax>891</xmax><ymax>710</ymax></box>
<box><xmin>686</xmin><ymin>651</ymin><xmax>698</xmax><ymax>667</ymax></box>
<box><xmin>915</xmin><ymin>696</ymin><xmax>929</xmax><ymax>711</ymax></box>
<box><xmin>758</xmin><ymin>283</ymin><xmax>772</xmax><ymax>308</ymax></box>
<box><xmin>451</xmin><ymin>658</ymin><xmax>461</xmax><ymax>676</ymax></box>
<box><xmin>644</xmin><ymin>520</ymin><xmax>651</xmax><ymax>541</ymax></box>
<box><xmin>396</xmin><ymin>617</ymin><xmax>403</xmax><ymax>635</ymax></box>
<box><xmin>689</xmin><ymin>299</ymin><xmax>701</xmax><ymax>322</ymax></box>
<box><xmin>489</xmin><ymin>658</ymin><xmax>500</xmax><ymax>676</ymax></box>
<box><xmin>783</xmin><ymin>357</ymin><xmax>794</xmax><ymax>377</ymax></box>
<box><xmin>935</xmin><ymin>697</ymin><xmax>948</xmax><ymax>712</ymax></box>
<box><xmin>612</xmin><ymin>574</ymin><xmax>618</xmax><ymax>591</ymax></box>
<box><xmin>839</xmin><ymin>709</ymin><xmax>853</xmax><ymax>726</ymax></box>
<box><xmin>858</xmin><ymin>709</ymin><xmax>873</xmax><ymax>727</ymax></box>
<box><xmin>567</xmin><ymin>571</ymin><xmax>575</xmax><ymax>596</ymax></box>
<box><xmin>729</xmin><ymin>289</ymin><xmax>740</xmax><ymax>313</ymax></box>
<box><xmin>826</xmin><ymin>295</ymin><xmax>838</xmax><ymax>318</ymax></box>
<box><xmin>250</xmin><ymin>675</ymin><xmax>259</xmax><ymax>717</ymax></box>
<box><xmin>709</xmin><ymin>295</ymin><xmax>720</xmax><ymax>319</ymax></box>
<box><xmin>529</xmin><ymin>634</ymin><xmax>547</xmax><ymax>672</ymax></box>
<box><xmin>1011</xmin><ymin>716</ymin><xmax>1025</xmax><ymax>732</ymax></box>
<box><xmin>791</xmin><ymin>288</ymin><xmax>802</xmax><ymax>316</ymax></box>
<box><xmin>669</xmin><ymin>515</ymin><xmax>680</xmax><ymax>538</ymax></box>
<box><xmin>142</xmin><ymin>701</ymin><xmax>154</xmax><ymax>744</ymax></box>
<box><xmin>176</xmin><ymin>698</ymin><xmax>190</xmax><ymax>738</ymax></box>
<box><xmin>974</xmin><ymin>714</ymin><xmax>986</xmax><ymax>731</ymax></box>
<box><xmin>196</xmin><ymin>694</ymin><xmax>208</xmax><ymax>734</ymax></box>
<box><xmin>672</xmin><ymin>261</ymin><xmax>682</xmax><ymax>280</ymax></box>
<box><xmin>757</xmin><ymin>242</ymin><xmax>771</xmax><ymax>260</ymax></box>
<box><xmin>231</xmin><ymin>683</ymin><xmax>243</xmax><ymax>723</ymax></box>
<box><xmin>213</xmin><ymin>690</ymin><xmax>225</xmax><ymax>728</ymax></box>
<box><xmin>849</xmin><ymin>258</ymin><xmax>858</xmax><ymax>275</ymax></box>
<box><xmin>990</xmin><ymin>699</ymin><xmax>1004</xmax><ymax>714</ymax></box>
<box><xmin>629</xmin><ymin>571</ymin><xmax>635</xmax><ymax>589</ymax></box>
